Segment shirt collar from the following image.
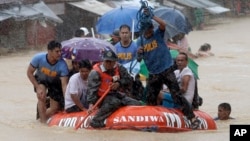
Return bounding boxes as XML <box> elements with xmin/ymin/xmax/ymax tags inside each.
<box><xmin>99</xmin><ymin>62</ymin><xmax>118</xmax><ymax>72</ymax></box>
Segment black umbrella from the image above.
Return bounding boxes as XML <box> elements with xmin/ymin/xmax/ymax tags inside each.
<box><xmin>153</xmin><ymin>7</ymin><xmax>193</xmax><ymax>39</ymax></box>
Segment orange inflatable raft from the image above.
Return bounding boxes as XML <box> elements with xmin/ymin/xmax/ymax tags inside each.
<box><xmin>47</xmin><ymin>106</ymin><xmax>217</xmax><ymax>132</ymax></box>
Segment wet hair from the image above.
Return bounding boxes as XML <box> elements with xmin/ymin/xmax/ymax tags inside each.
<box><xmin>218</xmin><ymin>102</ymin><xmax>231</xmax><ymax>113</ymax></box>
<box><xmin>146</xmin><ymin>23</ymin><xmax>154</xmax><ymax>30</ymax></box>
<box><xmin>178</xmin><ymin>33</ymin><xmax>185</xmax><ymax>40</ymax></box>
<box><xmin>79</xmin><ymin>59</ymin><xmax>92</xmax><ymax>70</ymax></box>
<box><xmin>47</xmin><ymin>40</ymin><xmax>61</xmax><ymax>50</ymax></box>
<box><xmin>111</xmin><ymin>29</ymin><xmax>120</xmax><ymax>37</ymax></box>
<box><xmin>199</xmin><ymin>43</ymin><xmax>211</xmax><ymax>51</ymax></box>
<box><xmin>119</xmin><ymin>24</ymin><xmax>131</xmax><ymax>31</ymax></box>
<box><xmin>74</xmin><ymin>29</ymin><xmax>84</xmax><ymax>37</ymax></box>
<box><xmin>172</xmin><ymin>33</ymin><xmax>185</xmax><ymax>42</ymax></box>
<box><xmin>178</xmin><ymin>52</ymin><xmax>188</xmax><ymax>61</ymax></box>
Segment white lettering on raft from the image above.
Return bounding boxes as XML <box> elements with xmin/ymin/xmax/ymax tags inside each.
<box><xmin>113</xmin><ymin>115</ymin><xmax>165</xmax><ymax>124</ymax></box>
<box><xmin>57</xmin><ymin>116</ymin><xmax>93</xmax><ymax>128</ymax></box>
<box><xmin>58</xmin><ymin>117</ymin><xmax>78</xmax><ymax>127</ymax></box>
<box><xmin>162</xmin><ymin>112</ymin><xmax>182</xmax><ymax>128</ymax></box>
<box><xmin>112</xmin><ymin>112</ymin><xmax>183</xmax><ymax>128</ymax></box>
<box><xmin>55</xmin><ymin>113</ymin><xmax>209</xmax><ymax>129</ymax></box>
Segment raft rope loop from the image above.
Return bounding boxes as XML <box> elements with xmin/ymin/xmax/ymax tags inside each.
<box><xmin>136</xmin><ymin>0</ymin><xmax>154</xmax><ymax>61</ymax></box>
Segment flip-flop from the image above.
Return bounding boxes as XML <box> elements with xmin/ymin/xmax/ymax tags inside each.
<box><xmin>191</xmin><ymin>118</ymin><xmax>201</xmax><ymax>130</ymax></box>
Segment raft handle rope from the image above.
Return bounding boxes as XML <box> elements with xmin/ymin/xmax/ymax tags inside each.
<box><xmin>136</xmin><ymin>0</ymin><xmax>154</xmax><ymax>62</ymax></box>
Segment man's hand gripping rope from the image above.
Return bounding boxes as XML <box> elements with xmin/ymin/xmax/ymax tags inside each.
<box><xmin>74</xmin><ymin>86</ymin><xmax>111</xmax><ymax>130</ymax></box>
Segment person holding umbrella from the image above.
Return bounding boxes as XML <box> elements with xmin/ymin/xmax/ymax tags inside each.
<box><xmin>87</xmin><ymin>50</ymin><xmax>141</xmax><ymax>128</ymax></box>
<box><xmin>136</xmin><ymin>7</ymin><xmax>200</xmax><ymax>129</ymax></box>
<box><xmin>66</xmin><ymin>29</ymin><xmax>83</xmax><ymax>78</ymax></box>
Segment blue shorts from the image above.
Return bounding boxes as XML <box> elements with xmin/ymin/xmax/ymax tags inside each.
<box><xmin>162</xmin><ymin>92</ymin><xmax>180</xmax><ymax>108</ymax></box>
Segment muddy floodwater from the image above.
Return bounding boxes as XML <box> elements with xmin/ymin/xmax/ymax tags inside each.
<box><xmin>0</xmin><ymin>16</ymin><xmax>250</xmax><ymax>141</ymax></box>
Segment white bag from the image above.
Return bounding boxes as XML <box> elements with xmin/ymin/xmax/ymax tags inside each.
<box><xmin>122</xmin><ymin>60</ymin><xmax>140</xmax><ymax>79</ymax></box>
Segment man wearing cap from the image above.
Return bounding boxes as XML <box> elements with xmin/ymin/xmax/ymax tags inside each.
<box><xmin>87</xmin><ymin>50</ymin><xmax>141</xmax><ymax>128</ymax></box>
<box><xmin>109</xmin><ymin>29</ymin><xmax>120</xmax><ymax>45</ymax></box>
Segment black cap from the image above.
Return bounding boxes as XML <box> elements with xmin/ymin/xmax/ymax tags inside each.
<box><xmin>110</xmin><ymin>29</ymin><xmax>119</xmax><ymax>37</ymax></box>
<box><xmin>102</xmin><ymin>50</ymin><xmax>118</xmax><ymax>61</ymax></box>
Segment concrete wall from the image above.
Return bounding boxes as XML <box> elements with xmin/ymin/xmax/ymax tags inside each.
<box><xmin>56</xmin><ymin>3</ymin><xmax>99</xmax><ymax>42</ymax></box>
<box><xmin>0</xmin><ymin>18</ymin><xmax>56</xmax><ymax>50</ymax></box>
<box><xmin>26</xmin><ymin>20</ymin><xmax>56</xmax><ymax>49</ymax></box>
<box><xmin>0</xmin><ymin>19</ymin><xmax>26</xmax><ymax>49</ymax></box>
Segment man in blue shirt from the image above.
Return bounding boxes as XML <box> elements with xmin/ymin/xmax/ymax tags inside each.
<box><xmin>137</xmin><ymin>9</ymin><xmax>200</xmax><ymax>129</ymax></box>
<box><xmin>115</xmin><ymin>24</ymin><xmax>144</xmax><ymax>101</ymax></box>
<box><xmin>27</xmin><ymin>40</ymin><xmax>69</xmax><ymax>123</ymax></box>
<box><xmin>115</xmin><ymin>24</ymin><xmax>138</xmax><ymax>65</ymax></box>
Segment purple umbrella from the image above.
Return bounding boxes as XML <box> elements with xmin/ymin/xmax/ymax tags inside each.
<box><xmin>61</xmin><ymin>37</ymin><xmax>116</xmax><ymax>62</ymax></box>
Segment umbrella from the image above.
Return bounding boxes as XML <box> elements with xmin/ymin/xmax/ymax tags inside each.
<box><xmin>96</xmin><ymin>6</ymin><xmax>140</xmax><ymax>34</ymax></box>
<box><xmin>61</xmin><ymin>37</ymin><xmax>116</xmax><ymax>62</ymax></box>
<box><xmin>153</xmin><ymin>6</ymin><xmax>193</xmax><ymax>39</ymax></box>
<box><xmin>140</xmin><ymin>59</ymin><xmax>149</xmax><ymax>78</ymax></box>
